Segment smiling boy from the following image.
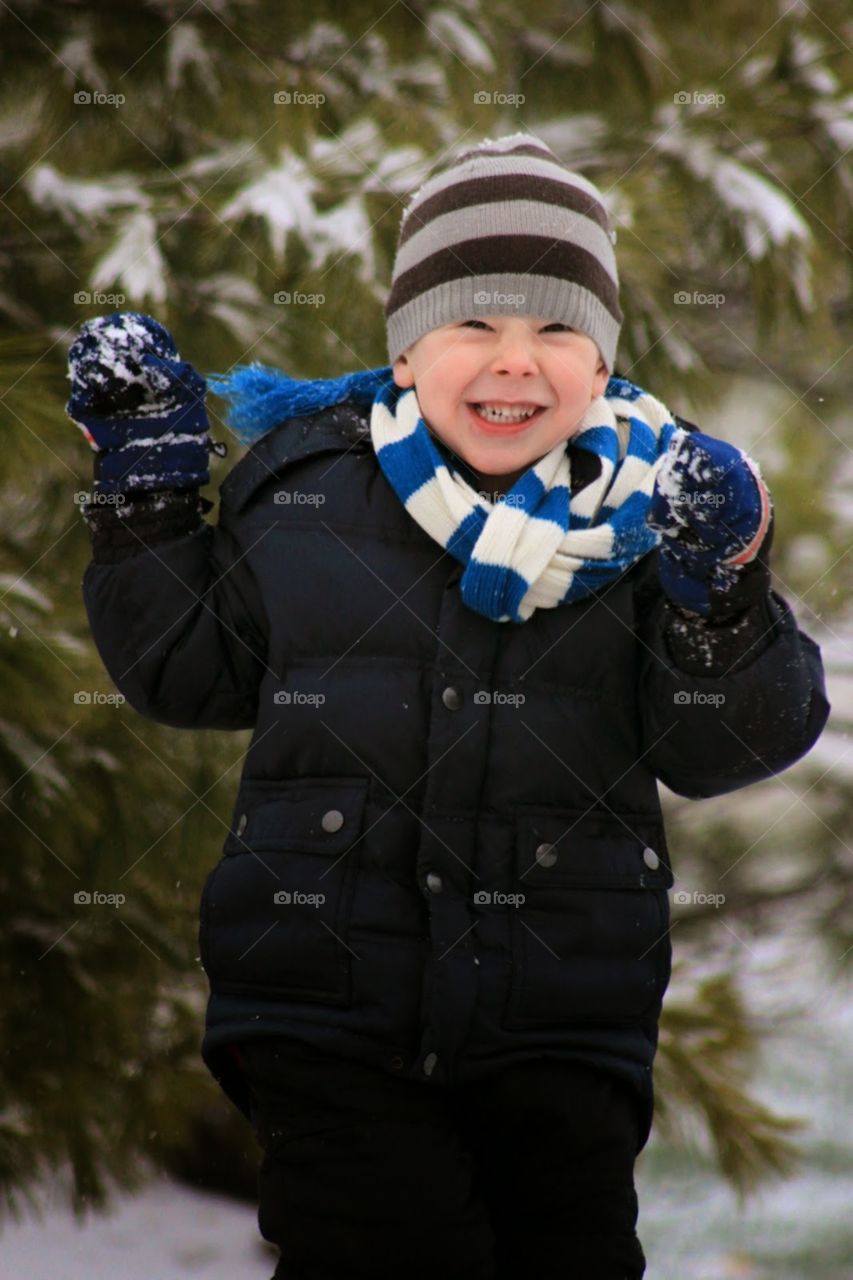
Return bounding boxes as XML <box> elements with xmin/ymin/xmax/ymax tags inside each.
<box><xmin>70</xmin><ymin>132</ymin><xmax>829</xmax><ymax>1279</ymax></box>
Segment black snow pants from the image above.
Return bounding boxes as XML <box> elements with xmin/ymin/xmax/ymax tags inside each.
<box><xmin>234</xmin><ymin>1036</ymin><xmax>647</xmax><ymax>1280</ymax></box>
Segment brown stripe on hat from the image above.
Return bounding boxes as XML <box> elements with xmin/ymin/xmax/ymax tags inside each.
<box><xmin>400</xmin><ymin>154</ymin><xmax>613</xmax><ymax>235</ymax></box>
<box><xmin>399</xmin><ymin>173</ymin><xmax>613</xmax><ymax>247</ymax></box>
<box><xmin>387</xmin><ymin>236</ymin><xmax>622</xmax><ymax>324</ymax></box>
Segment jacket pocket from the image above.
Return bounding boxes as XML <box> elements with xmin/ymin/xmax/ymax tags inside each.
<box><xmin>200</xmin><ymin>777</ymin><xmax>369</xmax><ymax>1004</ymax></box>
<box><xmin>502</xmin><ymin>806</ymin><xmax>674</xmax><ymax>1029</ymax></box>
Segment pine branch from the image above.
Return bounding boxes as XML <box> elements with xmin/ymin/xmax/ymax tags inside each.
<box><xmin>655</xmin><ymin>972</ymin><xmax>809</xmax><ymax>1204</ymax></box>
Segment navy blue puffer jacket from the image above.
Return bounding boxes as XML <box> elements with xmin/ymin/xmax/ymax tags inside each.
<box><xmin>81</xmin><ymin>400</ymin><xmax>830</xmax><ymax>1153</ymax></box>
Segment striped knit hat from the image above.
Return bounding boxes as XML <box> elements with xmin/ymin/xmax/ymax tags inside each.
<box><xmin>385</xmin><ymin>133</ymin><xmax>623</xmax><ymax>373</ymax></box>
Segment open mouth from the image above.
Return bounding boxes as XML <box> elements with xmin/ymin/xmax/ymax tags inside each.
<box><xmin>467</xmin><ymin>402</ymin><xmax>545</xmax><ymax>433</ymax></box>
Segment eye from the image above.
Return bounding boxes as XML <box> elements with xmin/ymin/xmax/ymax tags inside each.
<box><xmin>460</xmin><ymin>320</ymin><xmax>489</xmax><ymax>329</ymax></box>
<box><xmin>542</xmin><ymin>323</ymin><xmax>574</xmax><ymax>332</ymax></box>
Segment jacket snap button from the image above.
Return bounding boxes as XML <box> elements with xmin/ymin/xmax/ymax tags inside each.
<box><xmin>235</xmin><ymin>813</ymin><xmax>248</xmax><ymax>837</ymax></box>
<box><xmin>643</xmin><ymin>846</ymin><xmax>659</xmax><ymax>870</ymax></box>
<box><xmin>442</xmin><ymin>686</ymin><xmax>462</xmax><ymax>711</ymax></box>
<box><xmin>390</xmin><ymin>1055</ymin><xmax>404</xmax><ymax>1071</ymax></box>
<box><xmin>423</xmin><ymin>1052</ymin><xmax>438</xmax><ymax>1076</ymax></box>
<box><xmin>321</xmin><ymin>809</ymin><xmax>345</xmax><ymax>834</ymax></box>
<box><xmin>535</xmin><ymin>842</ymin><xmax>557</xmax><ymax>867</ymax></box>
<box><xmin>426</xmin><ymin>872</ymin><xmax>443</xmax><ymax>894</ymax></box>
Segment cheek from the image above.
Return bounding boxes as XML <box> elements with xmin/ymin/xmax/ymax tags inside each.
<box><xmin>556</xmin><ymin>365</ymin><xmax>593</xmax><ymax>392</ymax></box>
<box><xmin>426</xmin><ymin>383</ymin><xmax>468</xmax><ymax>419</ymax></box>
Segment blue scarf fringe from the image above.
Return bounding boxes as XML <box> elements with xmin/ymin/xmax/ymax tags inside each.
<box><xmin>206</xmin><ymin>363</ymin><xmax>395</xmax><ymax>444</ymax></box>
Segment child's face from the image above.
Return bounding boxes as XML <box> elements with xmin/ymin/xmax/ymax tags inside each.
<box><xmin>392</xmin><ymin>316</ymin><xmax>609</xmax><ymax>480</ymax></box>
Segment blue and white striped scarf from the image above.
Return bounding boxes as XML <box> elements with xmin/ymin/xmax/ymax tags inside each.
<box><xmin>208</xmin><ymin>363</ymin><xmax>680</xmax><ymax>624</ymax></box>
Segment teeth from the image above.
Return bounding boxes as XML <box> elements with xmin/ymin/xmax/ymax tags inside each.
<box><xmin>474</xmin><ymin>403</ymin><xmax>539</xmax><ymax>423</ymax></box>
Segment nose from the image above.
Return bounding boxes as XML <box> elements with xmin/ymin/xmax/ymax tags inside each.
<box><xmin>491</xmin><ymin>330</ymin><xmax>539</xmax><ymax>377</ymax></box>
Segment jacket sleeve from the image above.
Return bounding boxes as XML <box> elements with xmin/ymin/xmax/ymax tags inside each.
<box><xmin>80</xmin><ymin>487</ymin><xmax>270</xmax><ymax>730</ymax></box>
<box><xmin>632</xmin><ymin>548</ymin><xmax>831</xmax><ymax>799</ymax></box>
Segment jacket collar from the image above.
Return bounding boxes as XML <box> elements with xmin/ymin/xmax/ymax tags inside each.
<box><xmin>219</xmin><ymin>401</ymin><xmax>371</xmax><ymax>513</ymax></box>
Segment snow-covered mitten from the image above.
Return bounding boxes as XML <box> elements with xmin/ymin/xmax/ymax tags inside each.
<box><xmin>66</xmin><ymin>311</ymin><xmax>223</xmax><ymax>494</ymax></box>
<box><xmin>646</xmin><ymin>428</ymin><xmax>773</xmax><ymax>620</ymax></box>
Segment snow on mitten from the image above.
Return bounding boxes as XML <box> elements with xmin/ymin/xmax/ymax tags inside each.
<box><xmin>66</xmin><ymin>311</ymin><xmax>223</xmax><ymax>494</ymax></box>
<box><xmin>646</xmin><ymin>428</ymin><xmax>773</xmax><ymax>620</ymax></box>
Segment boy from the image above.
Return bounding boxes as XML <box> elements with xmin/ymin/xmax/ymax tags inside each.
<box><xmin>68</xmin><ymin>133</ymin><xmax>829</xmax><ymax>1279</ymax></box>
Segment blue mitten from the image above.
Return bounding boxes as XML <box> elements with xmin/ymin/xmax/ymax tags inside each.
<box><xmin>66</xmin><ymin>311</ymin><xmax>223</xmax><ymax>495</ymax></box>
<box><xmin>646</xmin><ymin>428</ymin><xmax>773</xmax><ymax>619</ymax></box>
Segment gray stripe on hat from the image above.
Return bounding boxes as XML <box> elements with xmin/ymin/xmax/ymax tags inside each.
<box><xmin>386</xmin><ymin>273</ymin><xmax>621</xmax><ymax>372</ymax></box>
